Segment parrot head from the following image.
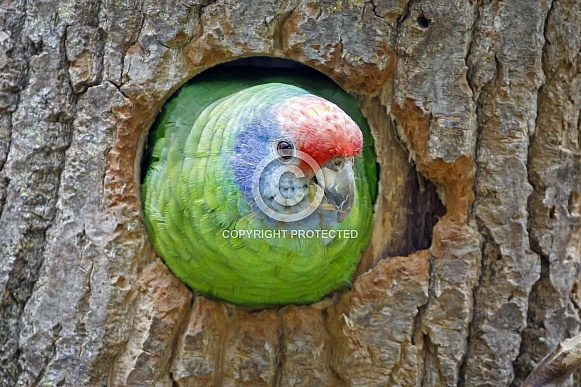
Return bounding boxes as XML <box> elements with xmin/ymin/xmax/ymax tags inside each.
<box><xmin>233</xmin><ymin>90</ymin><xmax>363</xmax><ymax>226</ymax></box>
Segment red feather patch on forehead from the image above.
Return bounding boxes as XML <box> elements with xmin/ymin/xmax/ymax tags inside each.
<box><xmin>274</xmin><ymin>96</ymin><xmax>363</xmax><ymax>168</ymax></box>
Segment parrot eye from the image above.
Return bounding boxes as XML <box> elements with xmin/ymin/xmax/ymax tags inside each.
<box><xmin>276</xmin><ymin>140</ymin><xmax>294</xmax><ymax>159</ymax></box>
<box><xmin>331</xmin><ymin>157</ymin><xmax>344</xmax><ymax>169</ymax></box>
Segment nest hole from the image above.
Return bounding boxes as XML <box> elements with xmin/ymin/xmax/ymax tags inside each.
<box><xmin>417</xmin><ymin>15</ymin><xmax>431</xmax><ymax>29</ymax></box>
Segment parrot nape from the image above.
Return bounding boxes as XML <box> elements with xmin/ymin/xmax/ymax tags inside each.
<box><xmin>141</xmin><ymin>66</ymin><xmax>377</xmax><ymax>307</ymax></box>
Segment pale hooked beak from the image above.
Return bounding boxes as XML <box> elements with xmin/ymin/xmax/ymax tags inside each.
<box><xmin>316</xmin><ymin>158</ymin><xmax>355</xmax><ymax>223</ymax></box>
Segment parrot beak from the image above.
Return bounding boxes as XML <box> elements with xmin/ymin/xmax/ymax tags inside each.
<box><xmin>316</xmin><ymin>158</ymin><xmax>355</xmax><ymax>223</ymax></box>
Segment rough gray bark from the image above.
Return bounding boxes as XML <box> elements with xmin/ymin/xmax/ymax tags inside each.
<box><xmin>0</xmin><ymin>0</ymin><xmax>579</xmax><ymax>386</ymax></box>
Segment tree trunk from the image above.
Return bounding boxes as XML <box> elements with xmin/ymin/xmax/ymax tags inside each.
<box><xmin>0</xmin><ymin>0</ymin><xmax>579</xmax><ymax>386</ymax></box>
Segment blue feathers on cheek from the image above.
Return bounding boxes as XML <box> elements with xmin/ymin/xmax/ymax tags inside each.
<box><xmin>233</xmin><ymin>117</ymin><xmax>282</xmax><ymax>202</ymax></box>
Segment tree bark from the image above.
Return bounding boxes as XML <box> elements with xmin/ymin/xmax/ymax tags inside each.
<box><xmin>0</xmin><ymin>0</ymin><xmax>579</xmax><ymax>386</ymax></box>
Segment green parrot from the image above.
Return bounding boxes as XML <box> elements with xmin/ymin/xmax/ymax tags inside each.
<box><xmin>141</xmin><ymin>67</ymin><xmax>376</xmax><ymax>307</ymax></box>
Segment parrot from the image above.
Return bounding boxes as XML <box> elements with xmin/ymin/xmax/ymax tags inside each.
<box><xmin>141</xmin><ymin>66</ymin><xmax>377</xmax><ymax>307</ymax></box>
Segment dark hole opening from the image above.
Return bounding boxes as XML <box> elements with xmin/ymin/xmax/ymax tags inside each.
<box><xmin>141</xmin><ymin>56</ymin><xmax>446</xmax><ymax>293</ymax></box>
<box><xmin>410</xmin><ymin>173</ymin><xmax>446</xmax><ymax>251</ymax></box>
<box><xmin>417</xmin><ymin>15</ymin><xmax>431</xmax><ymax>29</ymax></box>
